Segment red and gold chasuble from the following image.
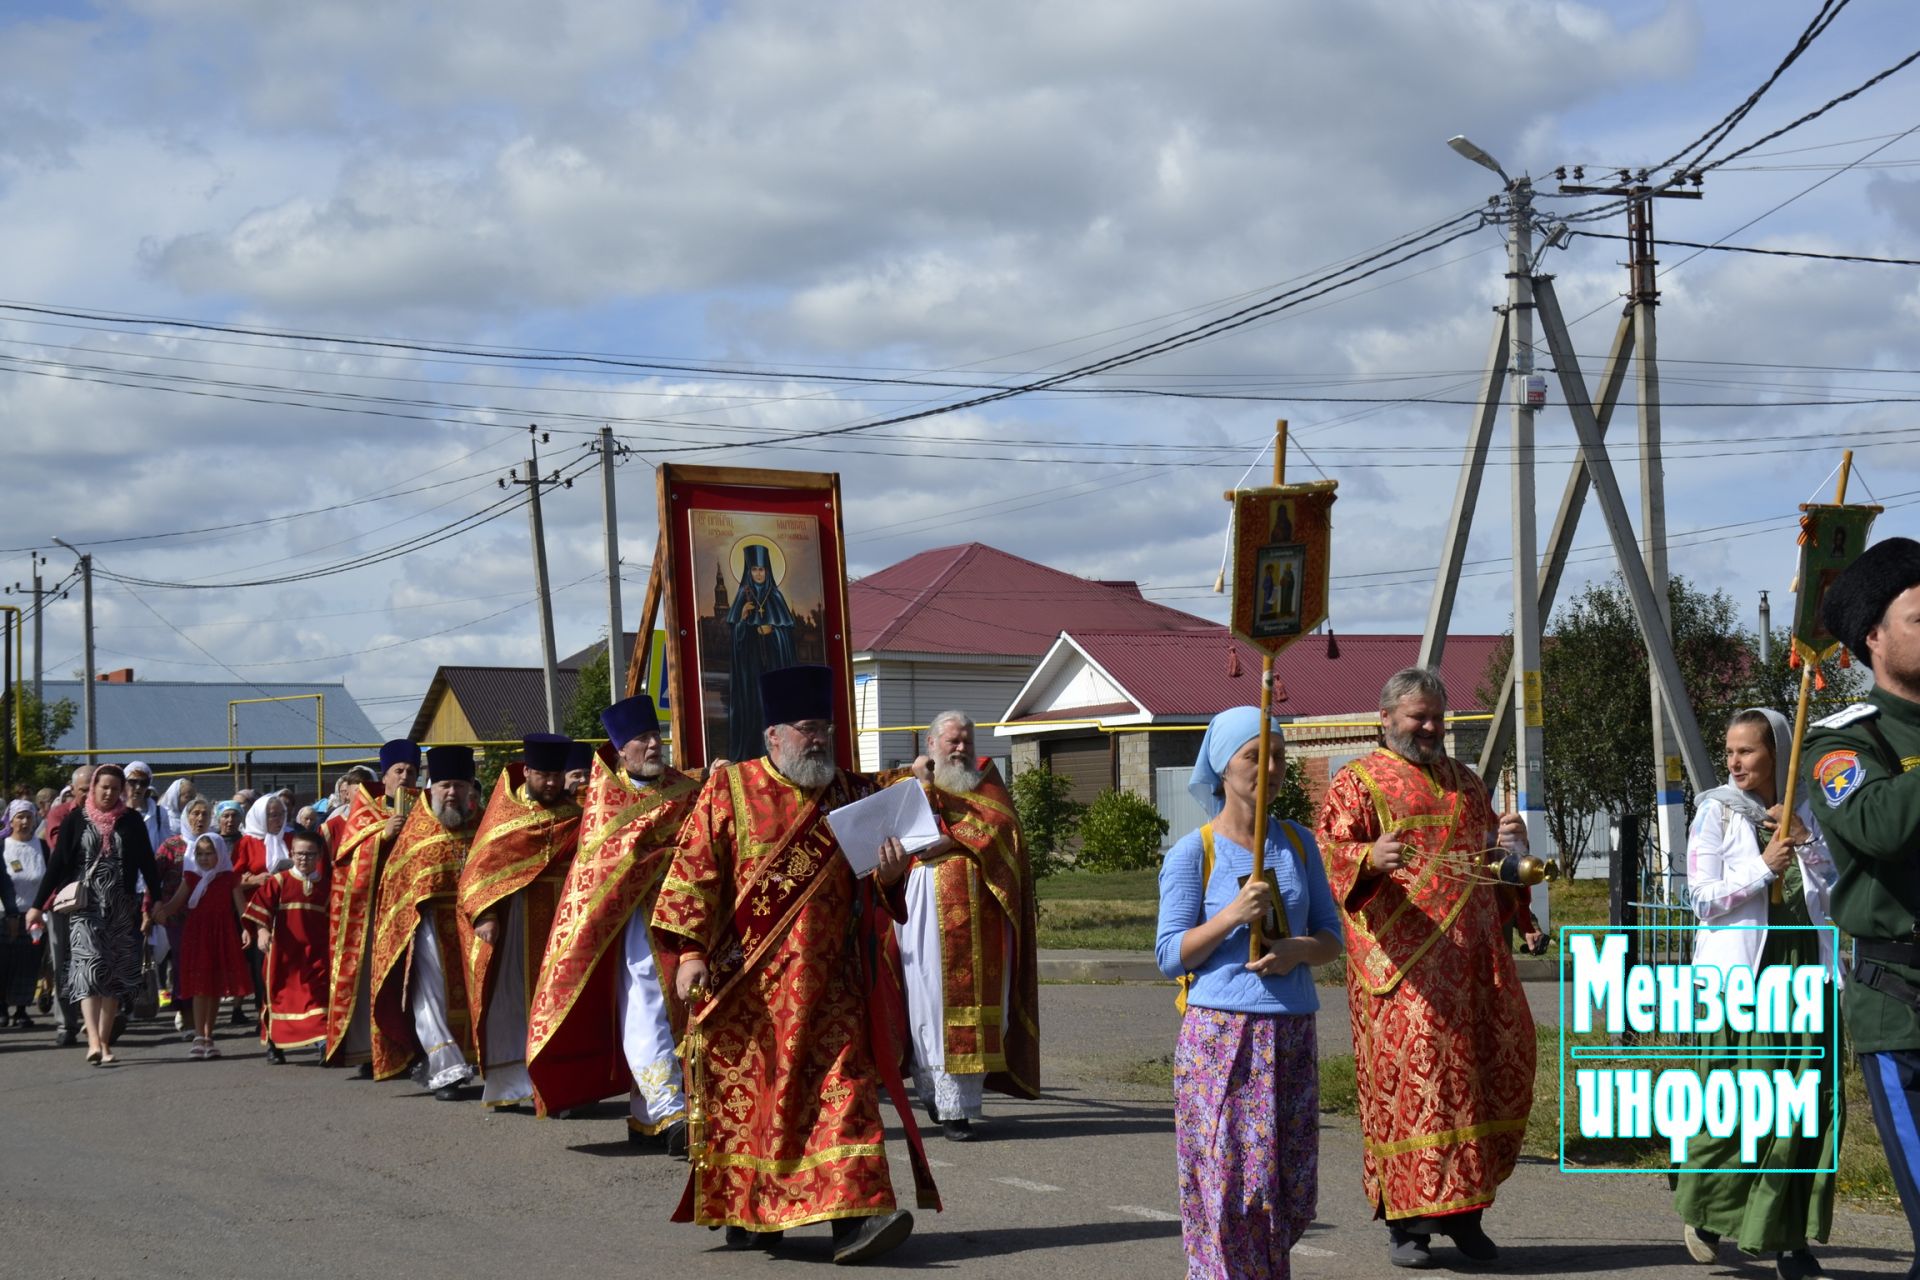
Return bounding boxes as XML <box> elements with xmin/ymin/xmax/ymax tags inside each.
<box><xmin>243</xmin><ymin>870</ymin><xmax>329</xmax><ymax>1049</ymax></box>
<box><xmin>1317</xmin><ymin>749</ymin><xmax>1535</xmax><ymax>1221</ymax></box>
<box><xmin>885</xmin><ymin>762</ymin><xmax>1041</xmax><ymax>1099</ymax></box>
<box><xmin>325</xmin><ymin>784</ymin><xmax>413</xmax><ymax>1065</ymax></box>
<box><xmin>525</xmin><ymin>753</ymin><xmax>698</xmax><ymax>1117</ymax></box>
<box><xmin>653</xmin><ymin>759</ymin><xmax>931</xmax><ymax>1231</ymax></box>
<box><xmin>367</xmin><ymin>800</ymin><xmax>478</xmax><ymax>1082</ymax></box>
<box><xmin>456</xmin><ymin>766</ymin><xmax>582</xmax><ymax>1065</ymax></box>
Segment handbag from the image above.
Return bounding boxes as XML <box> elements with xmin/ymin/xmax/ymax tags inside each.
<box><xmin>51</xmin><ymin>880</ymin><xmax>89</xmax><ymax>915</ymax></box>
<box><xmin>131</xmin><ymin>943</ymin><xmax>160</xmax><ymax>1020</ymax></box>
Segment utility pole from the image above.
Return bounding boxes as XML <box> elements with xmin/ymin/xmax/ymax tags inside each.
<box><xmin>31</xmin><ymin>554</ymin><xmax>43</xmax><ymax>705</ymax></box>
<box><xmin>52</xmin><ymin>538</ymin><xmax>96</xmax><ymax>752</ymax></box>
<box><xmin>1758</xmin><ymin>591</ymin><xmax>1773</xmax><ymax>666</ymax></box>
<box><xmin>1504</xmin><ymin>172</ymin><xmax>1550</xmax><ymax>866</ymax></box>
<box><xmin>599</xmin><ymin>427</ymin><xmax>628</xmax><ymax>701</ymax></box>
<box><xmin>502</xmin><ymin>429</ymin><xmax>569</xmax><ymax>733</ymax></box>
<box><xmin>1558</xmin><ymin>169</ymin><xmax>1703</xmax><ymax>892</ymax></box>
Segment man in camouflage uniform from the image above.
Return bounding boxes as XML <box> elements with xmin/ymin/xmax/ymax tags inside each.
<box><xmin>1805</xmin><ymin>535</ymin><xmax>1920</xmax><ymax>1280</ymax></box>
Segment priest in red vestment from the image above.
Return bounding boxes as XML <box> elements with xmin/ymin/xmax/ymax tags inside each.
<box><xmin>653</xmin><ymin>665</ymin><xmax>934</xmax><ymax>1265</ymax></box>
<box><xmin>1315</xmin><ymin>666</ymin><xmax>1537</xmax><ymax>1271</ymax></box>
<box><xmin>458</xmin><ymin>733</ymin><xmax>583</xmax><ymax>1109</ymax></box>
<box><xmin>369</xmin><ymin>745</ymin><xmax>481</xmax><ymax>1098</ymax></box>
<box><xmin>325</xmin><ymin>739</ymin><xmax>419</xmax><ymax>1076</ymax></box>
<box><xmin>527</xmin><ymin>694</ymin><xmax>699</xmax><ymax>1142</ymax></box>
<box><xmin>889</xmin><ymin>711</ymin><xmax>1040</xmax><ymax>1141</ymax></box>
<box><xmin>242</xmin><ymin>827</ymin><xmax>331</xmax><ymax>1061</ymax></box>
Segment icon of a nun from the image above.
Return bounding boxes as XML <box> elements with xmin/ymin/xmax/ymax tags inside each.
<box><xmin>726</xmin><ymin>542</ymin><xmax>798</xmax><ymax>760</ymax></box>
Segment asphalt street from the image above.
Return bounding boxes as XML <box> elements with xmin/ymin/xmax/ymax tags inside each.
<box><xmin>5</xmin><ymin>982</ymin><xmax>1911</xmax><ymax>1279</ymax></box>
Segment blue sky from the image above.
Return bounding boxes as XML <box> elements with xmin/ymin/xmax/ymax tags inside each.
<box><xmin>1</xmin><ymin>0</ymin><xmax>1916</xmax><ymax>733</ymax></box>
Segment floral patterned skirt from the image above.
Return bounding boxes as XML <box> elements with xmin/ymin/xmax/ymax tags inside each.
<box><xmin>1174</xmin><ymin>1007</ymin><xmax>1318</xmax><ymax>1280</ymax></box>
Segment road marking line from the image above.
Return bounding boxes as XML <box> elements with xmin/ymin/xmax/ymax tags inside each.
<box><xmin>993</xmin><ymin>1176</ymin><xmax>1062</xmax><ymax>1193</ymax></box>
<box><xmin>1293</xmin><ymin>1244</ymin><xmax>1337</xmax><ymax>1257</ymax></box>
<box><xmin>1110</xmin><ymin>1205</ymin><xmax>1179</xmax><ymax>1222</ymax></box>
<box><xmin>926</xmin><ymin>1159</ymin><xmax>953</xmax><ymax>1168</ymax></box>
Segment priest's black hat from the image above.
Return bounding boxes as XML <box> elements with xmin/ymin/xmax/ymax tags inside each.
<box><xmin>1821</xmin><ymin>536</ymin><xmax>1920</xmax><ymax>670</ymax></box>
<box><xmin>522</xmin><ymin>733</ymin><xmax>573</xmax><ymax>772</ymax></box>
<box><xmin>424</xmin><ymin>745</ymin><xmax>475</xmax><ymax>783</ymax></box>
<box><xmin>600</xmin><ymin>694</ymin><xmax>662</xmax><ymax>746</ymax></box>
<box><xmin>760</xmin><ymin>665</ymin><xmax>833</xmax><ymax>729</ymax></box>
<box><xmin>564</xmin><ymin>740</ymin><xmax>594</xmax><ymax>774</ymax></box>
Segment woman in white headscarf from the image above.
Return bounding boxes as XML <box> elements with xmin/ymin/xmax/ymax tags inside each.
<box><xmin>1153</xmin><ymin>706</ymin><xmax>1343</xmax><ymax>1280</ymax></box>
<box><xmin>3</xmin><ymin>799</ymin><xmax>47</xmax><ymax>1026</ymax></box>
<box><xmin>1673</xmin><ymin>707</ymin><xmax>1841</xmax><ymax>1279</ymax></box>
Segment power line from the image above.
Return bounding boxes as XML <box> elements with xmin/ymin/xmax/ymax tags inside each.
<box><xmin>1569</xmin><ymin>230</ymin><xmax>1920</xmax><ymax>267</ymax></box>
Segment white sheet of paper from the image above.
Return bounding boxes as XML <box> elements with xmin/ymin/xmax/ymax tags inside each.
<box><xmin>827</xmin><ymin>777</ymin><xmax>944</xmax><ymax>877</ymax></box>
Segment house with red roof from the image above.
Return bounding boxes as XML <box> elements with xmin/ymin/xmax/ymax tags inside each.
<box><xmin>849</xmin><ymin>542</ymin><xmax>1214</xmax><ymax>770</ymax></box>
<box><xmin>994</xmin><ymin>628</ymin><xmax>1505</xmax><ymax>824</ymax></box>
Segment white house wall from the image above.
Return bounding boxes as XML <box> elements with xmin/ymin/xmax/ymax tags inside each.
<box><xmin>854</xmin><ymin>656</ymin><xmax>1032</xmax><ymax>773</ymax></box>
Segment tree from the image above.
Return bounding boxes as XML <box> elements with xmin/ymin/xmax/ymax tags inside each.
<box><xmin>3</xmin><ymin>692</ymin><xmax>76</xmax><ymax>796</ymax></box>
<box><xmin>1270</xmin><ymin>757</ymin><xmax>1314</xmax><ymax>828</ymax></box>
<box><xmin>1010</xmin><ymin>764</ymin><xmax>1084</xmax><ymax>879</ymax></box>
<box><xmin>1077</xmin><ymin>789</ymin><xmax>1169</xmax><ymax>872</ymax></box>
<box><xmin>563</xmin><ymin>645</ymin><xmax>612</xmax><ymax>742</ymax></box>
<box><xmin>1477</xmin><ymin>574</ymin><xmax>1775</xmax><ymax>878</ymax></box>
<box><xmin>478</xmin><ymin>718</ymin><xmax>520</xmax><ymax>794</ymax></box>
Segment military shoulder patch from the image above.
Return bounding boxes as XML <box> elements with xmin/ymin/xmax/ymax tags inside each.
<box><xmin>1814</xmin><ymin>749</ymin><xmax>1866</xmax><ymax>807</ymax></box>
<box><xmin>1813</xmin><ymin>702</ymin><xmax>1879</xmax><ymax>730</ymax></box>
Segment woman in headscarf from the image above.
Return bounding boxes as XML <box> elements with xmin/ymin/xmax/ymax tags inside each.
<box><xmin>158</xmin><ymin>777</ymin><xmax>196</xmax><ymax>829</ymax></box>
<box><xmin>24</xmin><ymin>764</ymin><xmax>161</xmax><ymax>1066</ymax></box>
<box><xmin>1154</xmin><ymin>707</ymin><xmax>1343</xmax><ymax>1279</ymax></box>
<box><xmin>153</xmin><ymin>795</ymin><xmax>213</xmax><ymax>1026</ymax></box>
<box><xmin>231</xmin><ymin>794</ymin><xmax>291</xmax><ymax>1026</ymax></box>
<box><xmin>3</xmin><ymin>799</ymin><xmax>47</xmax><ymax>1026</ymax></box>
<box><xmin>151</xmin><ymin>832</ymin><xmax>250</xmax><ymax>1060</ymax></box>
<box><xmin>214</xmin><ymin>799</ymin><xmax>244</xmax><ymax>848</ymax></box>
<box><xmin>1673</xmin><ymin>708</ymin><xmax>1842</xmax><ymax>1279</ymax></box>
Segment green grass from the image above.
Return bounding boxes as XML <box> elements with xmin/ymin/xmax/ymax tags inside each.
<box><xmin>1036</xmin><ymin>899</ymin><xmax>1158</xmax><ymax>951</ymax></box>
<box><xmin>1035</xmin><ymin>868</ymin><xmax>1160</xmax><ymax>902</ymax></box>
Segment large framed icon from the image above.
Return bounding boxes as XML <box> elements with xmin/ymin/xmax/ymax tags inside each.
<box><xmin>636</xmin><ymin>465</ymin><xmax>857</xmax><ymax>771</ymax></box>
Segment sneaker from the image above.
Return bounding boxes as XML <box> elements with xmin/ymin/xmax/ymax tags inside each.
<box><xmin>1683</xmin><ymin>1224</ymin><xmax>1721</xmax><ymax>1264</ymax></box>
<box><xmin>189</xmin><ymin>1039</ymin><xmax>211</xmax><ymax>1061</ymax></box>
<box><xmin>723</xmin><ymin>1226</ymin><xmax>782</xmax><ymax>1250</ymax></box>
<box><xmin>1388</xmin><ymin>1227</ymin><xmax>1435</xmax><ymax>1270</ymax></box>
<box><xmin>1777</xmin><ymin>1248</ymin><xmax>1827</xmax><ymax>1280</ymax></box>
<box><xmin>831</xmin><ymin>1211</ymin><xmax>913</xmax><ymax>1265</ymax></box>
<box><xmin>1443</xmin><ymin>1213</ymin><xmax>1499</xmax><ymax>1262</ymax></box>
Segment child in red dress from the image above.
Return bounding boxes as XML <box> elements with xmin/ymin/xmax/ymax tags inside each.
<box><xmin>242</xmin><ymin>828</ymin><xmax>330</xmax><ymax>1063</ymax></box>
<box><xmin>152</xmin><ymin>833</ymin><xmax>252</xmax><ymax>1059</ymax></box>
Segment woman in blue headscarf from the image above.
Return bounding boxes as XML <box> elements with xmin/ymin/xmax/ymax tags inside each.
<box><xmin>1155</xmin><ymin>706</ymin><xmax>1342</xmax><ymax>1279</ymax></box>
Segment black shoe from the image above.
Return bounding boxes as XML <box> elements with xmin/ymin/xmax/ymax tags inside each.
<box><xmin>831</xmin><ymin>1211</ymin><xmax>914</xmax><ymax>1265</ymax></box>
<box><xmin>1777</xmin><ymin>1249</ymin><xmax>1827</xmax><ymax>1280</ymax></box>
<box><xmin>52</xmin><ymin>1026</ymin><xmax>78</xmax><ymax>1048</ymax></box>
<box><xmin>266</xmin><ymin>1046</ymin><xmax>287</xmax><ymax>1065</ymax></box>
<box><xmin>722</xmin><ymin>1226</ymin><xmax>782</xmax><ymax>1251</ymax></box>
<box><xmin>940</xmin><ymin>1118</ymin><xmax>974</xmax><ymax>1142</ymax></box>
<box><xmin>1388</xmin><ymin>1227</ymin><xmax>1435</xmax><ymax>1270</ymax></box>
<box><xmin>229</xmin><ymin>1005</ymin><xmax>249</xmax><ymax>1027</ymax></box>
<box><xmin>662</xmin><ymin>1118</ymin><xmax>689</xmax><ymax>1158</ymax></box>
<box><xmin>352</xmin><ymin>1062</ymin><xmax>373</xmax><ymax>1080</ymax></box>
<box><xmin>1443</xmin><ymin>1214</ymin><xmax>1499</xmax><ymax>1262</ymax></box>
<box><xmin>433</xmin><ymin>1084</ymin><xmax>463</xmax><ymax>1102</ymax></box>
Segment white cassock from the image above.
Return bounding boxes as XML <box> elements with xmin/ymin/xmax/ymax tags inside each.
<box><xmin>408</xmin><ymin>914</ymin><xmax>473</xmax><ymax>1091</ymax></box>
<box><xmin>618</xmin><ymin>908</ymin><xmax>686</xmax><ymax>1131</ymax></box>
<box><xmin>480</xmin><ymin>894</ymin><xmax>534</xmax><ymax>1106</ymax></box>
<box><xmin>895</xmin><ymin>860</ymin><xmax>1013</xmax><ymax>1122</ymax></box>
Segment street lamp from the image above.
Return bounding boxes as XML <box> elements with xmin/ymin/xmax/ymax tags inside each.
<box><xmin>50</xmin><ymin>536</ymin><xmax>96</xmax><ymax>752</ymax></box>
<box><xmin>1447</xmin><ymin>134</ymin><xmax>1510</xmax><ymax>185</ymax></box>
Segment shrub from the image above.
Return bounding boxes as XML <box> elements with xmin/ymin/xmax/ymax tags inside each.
<box><xmin>1077</xmin><ymin>789</ymin><xmax>1170</xmax><ymax>873</ymax></box>
<box><xmin>1010</xmin><ymin>765</ymin><xmax>1084</xmax><ymax>879</ymax></box>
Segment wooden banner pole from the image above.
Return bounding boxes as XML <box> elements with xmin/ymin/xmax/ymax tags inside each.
<box><xmin>1773</xmin><ymin>449</ymin><xmax>1852</xmax><ymax>901</ymax></box>
<box><xmin>1250</xmin><ymin>420</ymin><xmax>1286</xmax><ymax>963</ymax></box>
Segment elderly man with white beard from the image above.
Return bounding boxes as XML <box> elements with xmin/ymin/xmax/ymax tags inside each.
<box><xmin>367</xmin><ymin>745</ymin><xmax>483</xmax><ymax>1099</ymax></box>
<box><xmin>892</xmin><ymin>711</ymin><xmax>1040</xmax><ymax>1140</ymax></box>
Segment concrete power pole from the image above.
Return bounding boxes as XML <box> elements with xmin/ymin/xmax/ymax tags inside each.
<box><xmin>1503</xmin><ymin>174</ymin><xmax>1551</xmax><ymax>864</ymax></box>
<box><xmin>504</xmin><ymin>432</ymin><xmax>565</xmax><ymax>733</ymax></box>
<box><xmin>31</xmin><ymin>557</ymin><xmax>43</xmax><ymax>705</ymax></box>
<box><xmin>600</xmin><ymin>427</ymin><xmax>627</xmax><ymax>701</ymax></box>
<box><xmin>52</xmin><ymin>538</ymin><xmax>97</xmax><ymax>752</ymax></box>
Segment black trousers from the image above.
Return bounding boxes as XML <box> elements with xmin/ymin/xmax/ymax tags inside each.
<box><xmin>1860</xmin><ymin>1049</ymin><xmax>1920</xmax><ymax>1280</ymax></box>
<box><xmin>43</xmin><ymin>912</ymin><xmax>81</xmax><ymax>1031</ymax></box>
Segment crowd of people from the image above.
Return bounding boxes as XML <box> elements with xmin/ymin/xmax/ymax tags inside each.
<box><xmin>4</xmin><ymin>538</ymin><xmax>1920</xmax><ymax>1279</ymax></box>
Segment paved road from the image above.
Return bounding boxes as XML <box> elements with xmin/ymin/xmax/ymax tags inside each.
<box><xmin>6</xmin><ymin>984</ymin><xmax>1910</xmax><ymax>1278</ymax></box>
